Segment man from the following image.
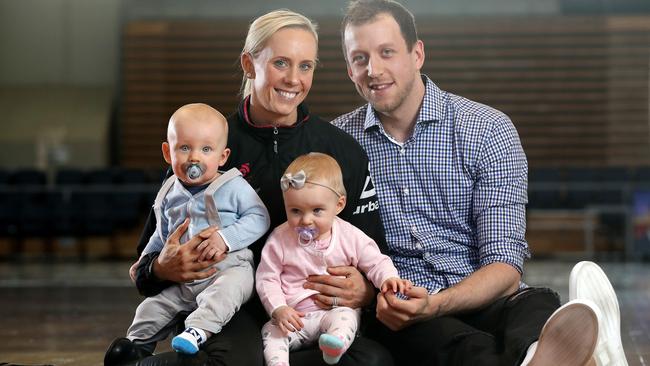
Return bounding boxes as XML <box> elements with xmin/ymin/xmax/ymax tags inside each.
<box><xmin>333</xmin><ymin>1</ymin><xmax>627</xmax><ymax>365</ymax></box>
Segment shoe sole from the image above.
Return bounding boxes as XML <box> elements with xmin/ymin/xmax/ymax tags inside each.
<box><xmin>171</xmin><ymin>336</ymin><xmax>199</xmax><ymax>354</ymax></box>
<box><xmin>529</xmin><ymin>301</ymin><xmax>599</xmax><ymax>366</ymax></box>
<box><xmin>570</xmin><ymin>261</ymin><xmax>628</xmax><ymax>366</ymax></box>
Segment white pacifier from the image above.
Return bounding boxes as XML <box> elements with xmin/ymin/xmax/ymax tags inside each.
<box><xmin>295</xmin><ymin>226</ymin><xmax>319</xmax><ymax>247</ymax></box>
<box><xmin>186</xmin><ymin>163</ymin><xmax>204</xmax><ymax>180</ymax></box>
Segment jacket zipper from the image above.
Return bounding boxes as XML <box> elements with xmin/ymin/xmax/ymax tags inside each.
<box><xmin>273</xmin><ymin>127</ymin><xmax>279</xmax><ymax>154</ymax></box>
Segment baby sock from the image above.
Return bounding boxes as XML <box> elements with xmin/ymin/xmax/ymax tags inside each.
<box><xmin>171</xmin><ymin>327</ymin><xmax>208</xmax><ymax>354</ymax></box>
<box><xmin>318</xmin><ymin>333</ymin><xmax>346</xmax><ymax>364</ymax></box>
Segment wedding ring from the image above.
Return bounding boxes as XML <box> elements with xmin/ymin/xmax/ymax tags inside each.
<box><xmin>332</xmin><ymin>296</ymin><xmax>338</xmax><ymax>308</ymax></box>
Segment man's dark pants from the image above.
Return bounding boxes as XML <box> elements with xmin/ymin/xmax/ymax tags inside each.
<box><xmin>365</xmin><ymin>287</ymin><xmax>561</xmax><ymax>366</ymax></box>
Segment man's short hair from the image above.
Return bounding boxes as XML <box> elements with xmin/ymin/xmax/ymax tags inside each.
<box><xmin>341</xmin><ymin>0</ymin><xmax>419</xmax><ymax>58</ymax></box>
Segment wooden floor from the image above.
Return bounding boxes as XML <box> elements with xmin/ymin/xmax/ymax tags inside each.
<box><xmin>0</xmin><ymin>260</ymin><xmax>647</xmax><ymax>365</ymax></box>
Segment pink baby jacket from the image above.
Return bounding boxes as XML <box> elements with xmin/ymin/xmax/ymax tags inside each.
<box><xmin>256</xmin><ymin>216</ymin><xmax>399</xmax><ymax>315</ymax></box>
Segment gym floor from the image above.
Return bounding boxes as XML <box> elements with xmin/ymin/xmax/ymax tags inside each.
<box><xmin>0</xmin><ymin>260</ymin><xmax>647</xmax><ymax>366</ymax></box>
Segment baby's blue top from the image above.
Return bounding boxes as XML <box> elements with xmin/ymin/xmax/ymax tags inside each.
<box><xmin>142</xmin><ymin>168</ymin><xmax>270</xmax><ymax>255</ymax></box>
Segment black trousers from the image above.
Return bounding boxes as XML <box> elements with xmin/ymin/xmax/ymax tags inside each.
<box><xmin>112</xmin><ymin>299</ymin><xmax>394</xmax><ymax>366</ymax></box>
<box><xmin>365</xmin><ymin>287</ymin><xmax>561</xmax><ymax>366</ymax></box>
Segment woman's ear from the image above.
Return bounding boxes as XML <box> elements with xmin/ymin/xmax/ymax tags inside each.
<box><xmin>241</xmin><ymin>53</ymin><xmax>255</xmax><ymax>79</ymax></box>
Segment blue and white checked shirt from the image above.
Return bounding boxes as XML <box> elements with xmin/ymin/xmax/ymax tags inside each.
<box><xmin>333</xmin><ymin>75</ymin><xmax>530</xmax><ymax>293</ymax></box>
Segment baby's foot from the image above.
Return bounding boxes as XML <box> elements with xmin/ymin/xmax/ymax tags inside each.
<box><xmin>171</xmin><ymin>327</ymin><xmax>207</xmax><ymax>354</ymax></box>
<box><xmin>319</xmin><ymin>333</ymin><xmax>346</xmax><ymax>364</ymax></box>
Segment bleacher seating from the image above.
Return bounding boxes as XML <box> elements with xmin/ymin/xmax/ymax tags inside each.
<box><xmin>0</xmin><ymin>168</ymin><xmax>159</xmax><ymax>259</ymax></box>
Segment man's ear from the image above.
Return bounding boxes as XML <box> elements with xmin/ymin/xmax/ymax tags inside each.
<box><xmin>413</xmin><ymin>39</ymin><xmax>425</xmax><ymax>71</ymax></box>
<box><xmin>336</xmin><ymin>195</ymin><xmax>347</xmax><ymax>215</ymax></box>
<box><xmin>347</xmin><ymin>65</ymin><xmax>354</xmax><ymax>81</ymax></box>
<box><xmin>162</xmin><ymin>142</ymin><xmax>172</xmax><ymax>164</ymax></box>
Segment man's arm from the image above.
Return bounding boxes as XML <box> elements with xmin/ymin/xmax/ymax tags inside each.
<box><xmin>378</xmin><ymin>114</ymin><xmax>529</xmax><ymax>330</ymax></box>
<box><xmin>376</xmin><ymin>262</ymin><xmax>520</xmax><ymax>330</ymax></box>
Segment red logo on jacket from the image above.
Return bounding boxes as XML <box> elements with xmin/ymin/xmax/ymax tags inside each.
<box><xmin>239</xmin><ymin>163</ymin><xmax>251</xmax><ymax>177</ymax></box>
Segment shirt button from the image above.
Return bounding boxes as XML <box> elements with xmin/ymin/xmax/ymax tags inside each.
<box><xmin>411</xmin><ymin>225</ymin><xmax>417</xmax><ymax>233</ymax></box>
<box><xmin>400</xmin><ymin>148</ymin><xmax>406</xmax><ymax>154</ymax></box>
<box><xmin>403</xmin><ymin>188</ymin><xmax>409</xmax><ymax>195</ymax></box>
<box><xmin>415</xmin><ymin>242</ymin><xmax>423</xmax><ymax>250</ymax></box>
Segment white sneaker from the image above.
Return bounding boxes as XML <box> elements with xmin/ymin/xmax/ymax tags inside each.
<box><xmin>527</xmin><ymin>299</ymin><xmax>600</xmax><ymax>366</ymax></box>
<box><xmin>171</xmin><ymin>327</ymin><xmax>206</xmax><ymax>354</ymax></box>
<box><xmin>570</xmin><ymin>261</ymin><xmax>628</xmax><ymax>366</ymax></box>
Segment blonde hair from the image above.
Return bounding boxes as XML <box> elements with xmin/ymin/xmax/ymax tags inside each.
<box><xmin>240</xmin><ymin>9</ymin><xmax>319</xmax><ymax>97</ymax></box>
<box><xmin>284</xmin><ymin>152</ymin><xmax>346</xmax><ymax>197</ymax></box>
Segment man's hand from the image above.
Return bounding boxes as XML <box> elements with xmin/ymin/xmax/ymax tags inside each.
<box><xmin>195</xmin><ymin>230</ymin><xmax>228</xmax><ymax>262</ymax></box>
<box><xmin>376</xmin><ymin>262</ymin><xmax>521</xmax><ymax>331</ymax></box>
<box><xmin>380</xmin><ymin>277</ymin><xmax>412</xmax><ymax>295</ymax></box>
<box><xmin>303</xmin><ymin>266</ymin><xmax>374</xmax><ymax>309</ymax></box>
<box><xmin>271</xmin><ymin>305</ymin><xmax>305</xmax><ymax>335</ymax></box>
<box><xmin>153</xmin><ymin>219</ymin><xmax>223</xmax><ymax>283</ymax></box>
<box><xmin>376</xmin><ymin>285</ymin><xmax>440</xmax><ymax>331</ymax></box>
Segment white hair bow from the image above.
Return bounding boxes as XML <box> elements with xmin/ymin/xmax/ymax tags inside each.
<box><xmin>280</xmin><ymin>170</ymin><xmax>341</xmax><ymax>197</ymax></box>
<box><xmin>280</xmin><ymin>170</ymin><xmax>307</xmax><ymax>191</ymax></box>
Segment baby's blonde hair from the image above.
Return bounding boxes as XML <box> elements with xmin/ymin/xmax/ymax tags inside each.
<box><xmin>284</xmin><ymin>152</ymin><xmax>346</xmax><ymax>197</ymax></box>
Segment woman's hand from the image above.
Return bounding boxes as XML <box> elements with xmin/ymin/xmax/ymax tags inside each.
<box><xmin>129</xmin><ymin>259</ymin><xmax>140</xmax><ymax>283</ymax></box>
<box><xmin>303</xmin><ymin>266</ymin><xmax>375</xmax><ymax>309</ymax></box>
<box><xmin>153</xmin><ymin>219</ymin><xmax>222</xmax><ymax>283</ymax></box>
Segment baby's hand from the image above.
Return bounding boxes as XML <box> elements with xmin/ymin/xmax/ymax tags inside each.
<box><xmin>129</xmin><ymin>259</ymin><xmax>140</xmax><ymax>283</ymax></box>
<box><xmin>196</xmin><ymin>230</ymin><xmax>228</xmax><ymax>262</ymax></box>
<box><xmin>380</xmin><ymin>277</ymin><xmax>413</xmax><ymax>295</ymax></box>
<box><xmin>272</xmin><ymin>305</ymin><xmax>305</xmax><ymax>335</ymax></box>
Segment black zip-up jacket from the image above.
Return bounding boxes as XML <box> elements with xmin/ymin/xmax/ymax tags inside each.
<box><xmin>135</xmin><ymin>99</ymin><xmax>387</xmax><ymax>296</ymax></box>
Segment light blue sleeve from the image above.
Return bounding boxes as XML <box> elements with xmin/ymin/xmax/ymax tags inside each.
<box><xmin>219</xmin><ymin>177</ymin><xmax>270</xmax><ymax>252</ymax></box>
<box><xmin>140</xmin><ymin>201</ymin><xmax>169</xmax><ymax>256</ymax></box>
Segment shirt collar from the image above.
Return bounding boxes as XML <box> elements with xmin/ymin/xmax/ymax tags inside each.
<box><xmin>239</xmin><ymin>95</ymin><xmax>310</xmax><ymax>129</ymax></box>
<box><xmin>363</xmin><ymin>74</ymin><xmax>447</xmax><ymax>132</ymax></box>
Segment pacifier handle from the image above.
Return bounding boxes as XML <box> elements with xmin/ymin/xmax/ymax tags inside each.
<box><xmin>298</xmin><ymin>230</ymin><xmax>314</xmax><ymax>247</ymax></box>
<box><xmin>187</xmin><ymin>164</ymin><xmax>203</xmax><ymax>180</ymax></box>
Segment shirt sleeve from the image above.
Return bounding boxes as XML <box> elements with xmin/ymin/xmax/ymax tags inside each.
<box><xmin>219</xmin><ymin>177</ymin><xmax>271</xmax><ymax>252</ymax></box>
<box><xmin>472</xmin><ymin>115</ymin><xmax>530</xmax><ymax>274</ymax></box>
<box><xmin>134</xmin><ymin>252</ymin><xmax>175</xmax><ymax>297</ymax></box>
<box><xmin>255</xmin><ymin>232</ymin><xmax>288</xmax><ymax>316</ymax></box>
<box><xmin>353</xmin><ymin>229</ymin><xmax>399</xmax><ymax>289</ymax></box>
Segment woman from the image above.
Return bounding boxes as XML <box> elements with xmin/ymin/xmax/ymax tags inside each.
<box><xmin>105</xmin><ymin>10</ymin><xmax>392</xmax><ymax>366</ymax></box>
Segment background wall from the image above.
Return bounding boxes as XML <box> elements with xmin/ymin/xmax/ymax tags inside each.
<box><xmin>0</xmin><ymin>0</ymin><xmax>121</xmax><ymax>168</ymax></box>
<box><xmin>1</xmin><ymin>0</ymin><xmax>648</xmax><ymax>168</ymax></box>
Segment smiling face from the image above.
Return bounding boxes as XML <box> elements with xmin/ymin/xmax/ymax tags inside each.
<box><xmin>344</xmin><ymin>14</ymin><xmax>424</xmax><ymax>117</ymax></box>
<box><xmin>241</xmin><ymin>27</ymin><xmax>317</xmax><ymax>126</ymax></box>
<box><xmin>283</xmin><ymin>182</ymin><xmax>346</xmax><ymax>242</ymax></box>
<box><xmin>162</xmin><ymin>104</ymin><xmax>230</xmax><ymax>186</ymax></box>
